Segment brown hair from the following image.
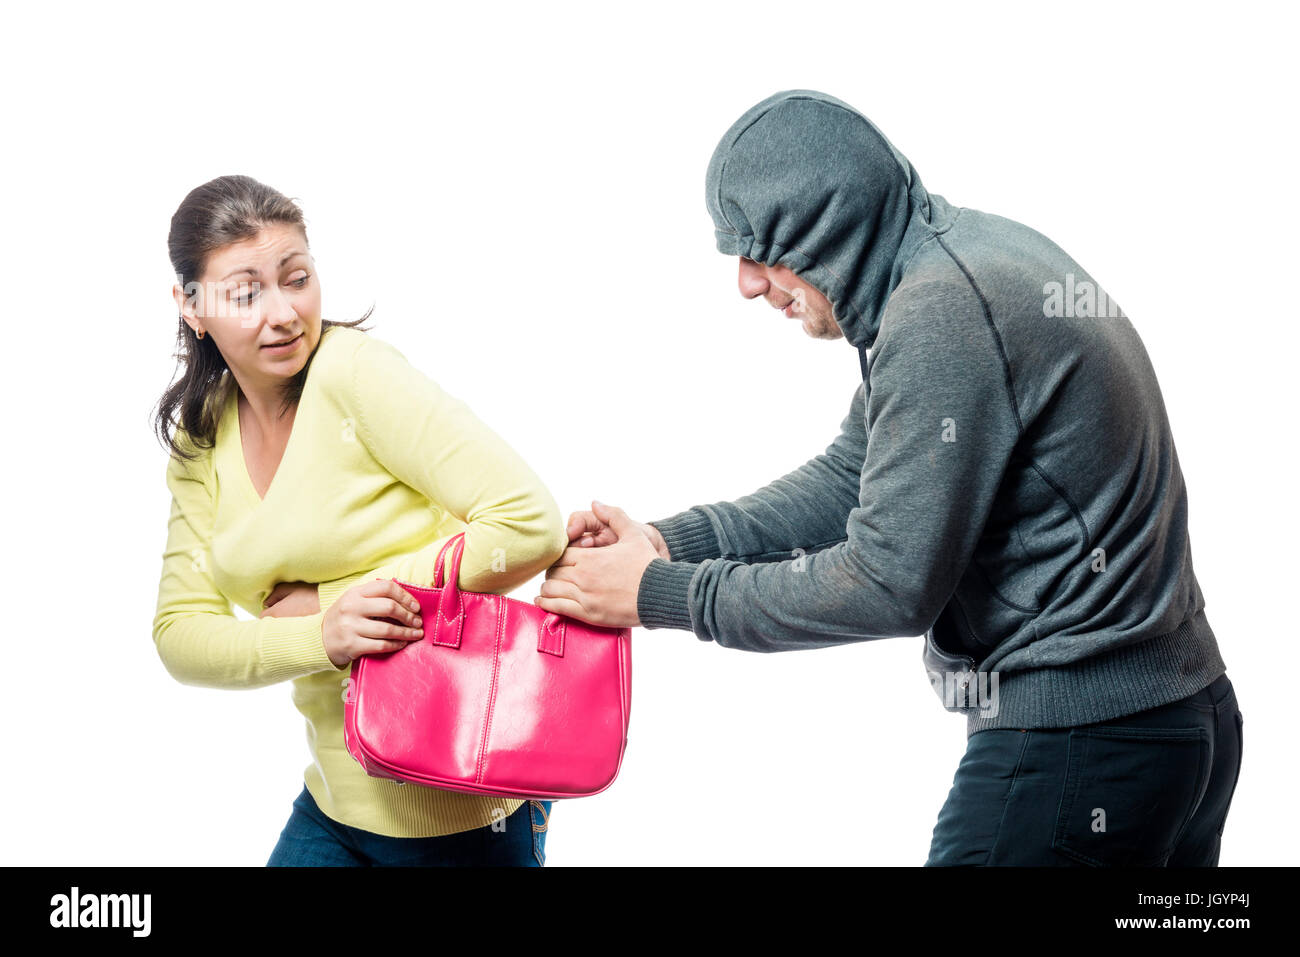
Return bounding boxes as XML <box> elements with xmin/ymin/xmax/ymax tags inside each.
<box><xmin>153</xmin><ymin>174</ymin><xmax>374</xmax><ymax>462</ymax></box>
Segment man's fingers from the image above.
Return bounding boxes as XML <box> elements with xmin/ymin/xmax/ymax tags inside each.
<box><xmin>547</xmin><ymin>548</ymin><xmax>583</xmax><ymax>574</ymax></box>
<box><xmin>566</xmin><ymin>509</ymin><xmax>620</xmax><ymax>547</ymax></box>
<box><xmin>534</xmin><ymin>594</ymin><xmax>590</xmax><ymax>622</ymax></box>
<box><xmin>538</xmin><ymin>577</ymin><xmax>583</xmax><ymax>604</ymax></box>
<box><xmin>590</xmin><ymin>500</ymin><xmax>641</xmax><ymax>540</ymax></box>
<box><xmin>566</xmin><ymin>510</ymin><xmax>603</xmax><ymax>542</ymax></box>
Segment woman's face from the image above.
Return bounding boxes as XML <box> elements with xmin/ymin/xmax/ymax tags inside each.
<box><xmin>174</xmin><ymin>221</ymin><xmax>322</xmax><ymax>388</ymax></box>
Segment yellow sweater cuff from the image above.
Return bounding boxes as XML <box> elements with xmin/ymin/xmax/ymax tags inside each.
<box><xmin>257</xmin><ymin>612</ymin><xmax>346</xmax><ymax>680</ymax></box>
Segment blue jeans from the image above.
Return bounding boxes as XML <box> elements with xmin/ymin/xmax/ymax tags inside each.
<box><xmin>926</xmin><ymin>672</ymin><xmax>1243</xmax><ymax>866</ymax></box>
<box><xmin>266</xmin><ymin>785</ymin><xmax>552</xmax><ymax>866</ymax></box>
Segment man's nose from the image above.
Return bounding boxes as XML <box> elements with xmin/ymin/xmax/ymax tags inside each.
<box><xmin>737</xmin><ymin>257</ymin><xmax>768</xmax><ymax>300</ymax></box>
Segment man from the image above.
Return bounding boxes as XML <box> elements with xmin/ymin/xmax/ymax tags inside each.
<box><xmin>533</xmin><ymin>90</ymin><xmax>1242</xmax><ymax>866</ymax></box>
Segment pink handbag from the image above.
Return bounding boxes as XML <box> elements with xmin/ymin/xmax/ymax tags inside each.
<box><xmin>343</xmin><ymin>531</ymin><xmax>632</xmax><ymax>799</ymax></box>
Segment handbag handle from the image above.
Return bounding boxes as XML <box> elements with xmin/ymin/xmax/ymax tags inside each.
<box><xmin>430</xmin><ymin>532</ymin><xmax>567</xmax><ymax>657</ymax></box>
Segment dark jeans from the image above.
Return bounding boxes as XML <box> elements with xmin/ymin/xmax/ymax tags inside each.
<box><xmin>266</xmin><ymin>785</ymin><xmax>552</xmax><ymax>866</ymax></box>
<box><xmin>926</xmin><ymin>672</ymin><xmax>1242</xmax><ymax>866</ymax></box>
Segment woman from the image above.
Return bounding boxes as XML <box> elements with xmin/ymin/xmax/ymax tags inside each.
<box><xmin>152</xmin><ymin>174</ymin><xmax>567</xmax><ymax>866</ymax></box>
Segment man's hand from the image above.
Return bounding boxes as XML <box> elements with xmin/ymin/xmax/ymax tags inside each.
<box><xmin>567</xmin><ymin>503</ymin><xmax>670</xmax><ymax>560</ymax></box>
<box><xmin>536</xmin><ymin>501</ymin><xmax>660</xmax><ymax>627</ymax></box>
<box><xmin>260</xmin><ymin>581</ymin><xmax>321</xmax><ymax>619</ymax></box>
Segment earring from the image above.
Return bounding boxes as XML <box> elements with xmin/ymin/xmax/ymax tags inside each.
<box><xmin>196</xmin><ymin>327</ymin><xmax>205</xmax><ymax>340</ymax></box>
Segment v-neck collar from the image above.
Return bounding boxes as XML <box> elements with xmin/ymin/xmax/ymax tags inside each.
<box><xmin>218</xmin><ymin>327</ymin><xmax>337</xmax><ymax>507</ymax></box>
<box><xmin>225</xmin><ymin>370</ymin><xmax>307</xmax><ymax>506</ymax></box>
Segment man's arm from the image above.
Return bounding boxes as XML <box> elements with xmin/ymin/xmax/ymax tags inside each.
<box><xmin>636</xmin><ymin>283</ymin><xmax>1021</xmax><ymax>651</ymax></box>
<box><xmin>647</xmin><ymin>381</ymin><xmax>868</xmax><ymax>564</ymax></box>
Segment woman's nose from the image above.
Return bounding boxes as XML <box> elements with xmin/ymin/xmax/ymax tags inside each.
<box><xmin>737</xmin><ymin>258</ymin><xmax>768</xmax><ymax>300</ymax></box>
<box><xmin>262</xmin><ymin>286</ymin><xmax>298</xmax><ymax>326</ymax></box>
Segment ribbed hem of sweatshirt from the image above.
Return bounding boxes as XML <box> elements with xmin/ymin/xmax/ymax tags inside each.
<box><xmin>636</xmin><ymin>558</ymin><xmax>699</xmax><ymax>632</ymax></box>
<box><xmin>649</xmin><ymin>509</ymin><xmax>722</xmax><ymax>563</ymax></box>
<box><xmin>963</xmin><ymin>608</ymin><xmax>1226</xmax><ymax>736</ymax></box>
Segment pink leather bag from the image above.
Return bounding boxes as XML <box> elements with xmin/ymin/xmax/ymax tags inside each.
<box><xmin>343</xmin><ymin>531</ymin><xmax>632</xmax><ymax>799</ymax></box>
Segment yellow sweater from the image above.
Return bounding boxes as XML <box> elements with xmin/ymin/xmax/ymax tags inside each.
<box><xmin>152</xmin><ymin>325</ymin><xmax>568</xmax><ymax>837</ymax></box>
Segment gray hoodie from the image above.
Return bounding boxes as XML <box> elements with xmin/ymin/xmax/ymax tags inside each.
<box><xmin>637</xmin><ymin>90</ymin><xmax>1225</xmax><ymax>735</ymax></box>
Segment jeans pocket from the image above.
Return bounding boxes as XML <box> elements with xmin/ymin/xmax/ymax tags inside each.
<box><xmin>1052</xmin><ymin>725</ymin><xmax>1210</xmax><ymax>866</ymax></box>
<box><xmin>528</xmin><ymin>800</ymin><xmax>550</xmax><ymax>867</ymax></box>
<box><xmin>1217</xmin><ymin>710</ymin><xmax>1244</xmax><ymax>838</ymax></box>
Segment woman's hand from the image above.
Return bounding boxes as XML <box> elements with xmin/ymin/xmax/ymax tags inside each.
<box><xmin>567</xmin><ymin>501</ymin><xmax>669</xmax><ymax>560</ymax></box>
<box><xmin>261</xmin><ymin>581</ymin><xmax>321</xmax><ymax>618</ymax></box>
<box><xmin>320</xmin><ymin>579</ymin><xmax>425</xmax><ymax>669</ymax></box>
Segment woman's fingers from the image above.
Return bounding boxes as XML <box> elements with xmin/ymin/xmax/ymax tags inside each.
<box><xmin>360</xmin><ymin>593</ymin><xmax>422</xmax><ymax>628</ymax></box>
<box><xmin>263</xmin><ymin>581</ymin><xmax>294</xmax><ymax>607</ymax></box>
<box><xmin>361</xmin><ymin>578</ymin><xmax>421</xmax><ymax>617</ymax></box>
<box><xmin>341</xmin><ymin>615</ymin><xmax>421</xmax><ymax>661</ymax></box>
<box><xmin>325</xmin><ymin>579</ymin><xmax>425</xmax><ymax>666</ymax></box>
<box><xmin>355</xmin><ymin>596</ymin><xmax>423</xmax><ymax>640</ymax></box>
<box><xmin>357</xmin><ymin>637</ymin><xmax>411</xmax><ymax>657</ymax></box>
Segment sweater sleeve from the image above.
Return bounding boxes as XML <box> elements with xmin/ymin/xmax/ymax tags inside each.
<box><xmin>647</xmin><ymin>381</ymin><xmax>866</xmax><ymax>564</ymax></box>
<box><xmin>327</xmin><ymin>334</ymin><xmax>568</xmax><ymax>599</ymax></box>
<box><xmin>151</xmin><ymin>440</ymin><xmax>345</xmax><ymax>689</ymax></box>
<box><xmin>636</xmin><ymin>283</ymin><xmax>1021</xmax><ymax>650</ymax></box>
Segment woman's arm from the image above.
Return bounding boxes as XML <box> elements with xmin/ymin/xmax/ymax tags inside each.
<box><xmin>318</xmin><ymin>334</ymin><xmax>567</xmax><ymax>602</ymax></box>
<box><xmin>152</xmin><ymin>445</ymin><xmax>347</xmax><ymax>689</ymax></box>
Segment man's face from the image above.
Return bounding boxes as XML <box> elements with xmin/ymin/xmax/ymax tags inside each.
<box><xmin>737</xmin><ymin>257</ymin><xmax>843</xmax><ymax>340</ymax></box>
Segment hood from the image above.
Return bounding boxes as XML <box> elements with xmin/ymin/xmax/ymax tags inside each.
<box><xmin>705</xmin><ymin>89</ymin><xmax>946</xmax><ymax>350</ymax></box>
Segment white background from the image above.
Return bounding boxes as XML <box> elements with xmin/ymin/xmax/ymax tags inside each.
<box><xmin>1</xmin><ymin>0</ymin><xmax>1294</xmax><ymax>866</ymax></box>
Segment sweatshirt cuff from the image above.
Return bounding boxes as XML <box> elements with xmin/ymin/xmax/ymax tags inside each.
<box><xmin>636</xmin><ymin>558</ymin><xmax>700</xmax><ymax>632</ymax></box>
<box><xmin>649</xmin><ymin>509</ymin><xmax>721</xmax><ymax>563</ymax></box>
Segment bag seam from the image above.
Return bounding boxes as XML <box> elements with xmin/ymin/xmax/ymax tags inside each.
<box><xmin>475</xmin><ymin>597</ymin><xmax>505</xmax><ymax>785</ymax></box>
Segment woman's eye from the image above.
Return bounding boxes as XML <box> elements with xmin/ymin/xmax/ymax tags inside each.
<box><xmin>232</xmin><ymin>275</ymin><xmax>308</xmax><ymax>305</ymax></box>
